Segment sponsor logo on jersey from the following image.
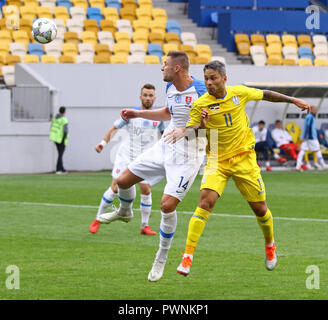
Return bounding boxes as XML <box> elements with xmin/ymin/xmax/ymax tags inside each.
<box><xmin>175</xmin><ymin>94</ymin><xmax>182</xmax><ymax>104</ymax></box>
<box><xmin>232</xmin><ymin>96</ymin><xmax>239</xmax><ymax>105</ymax></box>
<box><xmin>208</xmin><ymin>103</ymin><xmax>220</xmax><ymax>110</ymax></box>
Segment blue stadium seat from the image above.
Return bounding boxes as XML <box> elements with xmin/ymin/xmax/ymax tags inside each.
<box><xmin>148</xmin><ymin>43</ymin><xmax>164</xmax><ymax>59</ymax></box>
<box><xmin>105</xmin><ymin>0</ymin><xmax>121</xmax><ymax>10</ymax></box>
<box><xmin>166</xmin><ymin>21</ymin><xmax>181</xmax><ymax>36</ymax></box>
<box><xmin>87</xmin><ymin>7</ymin><xmax>104</xmax><ymax>25</ymax></box>
<box><xmin>298</xmin><ymin>46</ymin><xmax>313</xmax><ymax>61</ymax></box>
<box><xmin>28</xmin><ymin>43</ymin><xmax>44</xmax><ymax>59</ymax></box>
<box><xmin>56</xmin><ymin>0</ymin><xmax>72</xmax><ymax>9</ymax></box>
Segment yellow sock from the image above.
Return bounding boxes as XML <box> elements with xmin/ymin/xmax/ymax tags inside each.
<box><xmin>185</xmin><ymin>207</ymin><xmax>211</xmax><ymax>255</ymax></box>
<box><xmin>256</xmin><ymin>208</ymin><xmax>274</xmax><ymax>245</ymax></box>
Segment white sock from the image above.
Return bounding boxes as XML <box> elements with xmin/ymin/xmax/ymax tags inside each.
<box><xmin>96</xmin><ymin>187</ymin><xmax>117</xmax><ymax>217</ymax></box>
<box><xmin>296</xmin><ymin>150</ymin><xmax>305</xmax><ymax>168</ymax></box>
<box><xmin>140</xmin><ymin>193</ymin><xmax>152</xmax><ymax>229</ymax></box>
<box><xmin>265</xmin><ymin>161</ymin><xmax>270</xmax><ymax>167</ymax></box>
<box><xmin>156</xmin><ymin>210</ymin><xmax>177</xmax><ymax>262</ymax></box>
<box><xmin>273</xmin><ymin>153</ymin><xmax>279</xmax><ymax>160</ymax></box>
<box><xmin>316</xmin><ymin>150</ymin><xmax>326</xmax><ymax>166</ymax></box>
<box><xmin>118</xmin><ymin>185</ymin><xmax>136</xmax><ymax>214</ymax></box>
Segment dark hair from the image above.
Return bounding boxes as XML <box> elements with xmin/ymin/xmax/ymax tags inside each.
<box><xmin>203</xmin><ymin>60</ymin><xmax>226</xmax><ymax>76</ymax></box>
<box><xmin>275</xmin><ymin>120</ymin><xmax>281</xmax><ymax>124</ymax></box>
<box><xmin>141</xmin><ymin>83</ymin><xmax>155</xmax><ymax>92</ymax></box>
<box><xmin>59</xmin><ymin>106</ymin><xmax>66</xmax><ymax>114</ymax></box>
<box><xmin>167</xmin><ymin>51</ymin><xmax>189</xmax><ymax>71</ymax></box>
<box><xmin>258</xmin><ymin>120</ymin><xmax>265</xmax><ymax>125</ymax></box>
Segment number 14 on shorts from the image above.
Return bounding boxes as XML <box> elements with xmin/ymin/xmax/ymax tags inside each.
<box><xmin>177</xmin><ymin>176</ymin><xmax>189</xmax><ymax>192</ymax></box>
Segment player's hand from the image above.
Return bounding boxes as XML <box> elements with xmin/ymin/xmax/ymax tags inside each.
<box><xmin>292</xmin><ymin>98</ymin><xmax>311</xmax><ymax>114</ymax></box>
<box><xmin>163</xmin><ymin>128</ymin><xmax>186</xmax><ymax>144</ymax></box>
<box><xmin>95</xmin><ymin>143</ymin><xmax>103</xmax><ymax>153</ymax></box>
<box><xmin>200</xmin><ymin>108</ymin><xmax>209</xmax><ymax>128</ymax></box>
<box><xmin>121</xmin><ymin>109</ymin><xmax>139</xmax><ymax>121</ymax></box>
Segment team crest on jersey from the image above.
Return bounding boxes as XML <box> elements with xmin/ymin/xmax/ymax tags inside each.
<box><xmin>175</xmin><ymin>94</ymin><xmax>182</xmax><ymax>103</ymax></box>
<box><xmin>232</xmin><ymin>96</ymin><xmax>239</xmax><ymax>105</ymax></box>
<box><xmin>153</xmin><ymin>121</ymin><xmax>158</xmax><ymax>127</ymax></box>
<box><xmin>208</xmin><ymin>103</ymin><xmax>220</xmax><ymax>111</ymax></box>
<box><xmin>116</xmin><ymin>169</ymin><xmax>120</xmax><ymax>173</ymax></box>
<box><xmin>185</xmin><ymin>96</ymin><xmax>192</xmax><ymax>105</ymax></box>
<box><xmin>143</xmin><ymin>120</ymin><xmax>150</xmax><ymax>127</ymax></box>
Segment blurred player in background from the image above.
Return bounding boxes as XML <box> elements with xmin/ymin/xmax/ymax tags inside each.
<box><xmin>89</xmin><ymin>84</ymin><xmax>164</xmax><ymax>235</ymax></box>
<box><xmin>49</xmin><ymin>106</ymin><xmax>69</xmax><ymax>174</ymax></box>
<box><xmin>96</xmin><ymin>51</ymin><xmax>207</xmax><ymax>282</ymax></box>
<box><xmin>164</xmin><ymin>61</ymin><xmax>310</xmax><ymax>277</ymax></box>
<box><xmin>252</xmin><ymin>120</ymin><xmax>286</xmax><ymax>171</ymax></box>
<box><xmin>296</xmin><ymin>105</ymin><xmax>328</xmax><ymax>171</ymax></box>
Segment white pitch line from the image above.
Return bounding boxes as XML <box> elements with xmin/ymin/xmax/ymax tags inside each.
<box><xmin>1</xmin><ymin>200</ymin><xmax>328</xmax><ymax>223</ymax></box>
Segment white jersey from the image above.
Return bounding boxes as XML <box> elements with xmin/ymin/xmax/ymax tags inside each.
<box><xmin>252</xmin><ymin>126</ymin><xmax>267</xmax><ymax>143</ymax></box>
<box><xmin>271</xmin><ymin>128</ymin><xmax>292</xmax><ymax>147</ymax></box>
<box><xmin>114</xmin><ymin>107</ymin><xmax>164</xmax><ymax>162</ymax></box>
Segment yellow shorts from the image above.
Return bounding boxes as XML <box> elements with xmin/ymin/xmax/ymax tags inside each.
<box><xmin>200</xmin><ymin>151</ymin><xmax>266</xmax><ymax>202</ymax></box>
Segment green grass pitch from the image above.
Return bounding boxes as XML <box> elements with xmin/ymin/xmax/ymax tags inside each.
<box><xmin>0</xmin><ymin>171</ymin><xmax>327</xmax><ymax>300</ymax></box>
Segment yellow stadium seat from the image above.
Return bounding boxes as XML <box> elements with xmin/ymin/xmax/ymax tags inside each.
<box><xmin>62</xmin><ymin>43</ymin><xmax>79</xmax><ymax>57</ymax></box>
<box><xmin>2</xmin><ymin>5</ymin><xmax>19</xmax><ymax>18</ymax></box>
<box><xmin>100</xmin><ymin>20</ymin><xmax>116</xmax><ymax>34</ymax></box>
<box><xmin>110</xmin><ymin>54</ymin><xmax>128</xmax><ymax>64</ymax></box>
<box><xmin>282</xmin><ymin>58</ymin><xmax>296</xmax><ymax>65</ymax></box>
<box><xmin>6</xmin><ymin>54</ymin><xmax>21</xmax><ymax>65</ymax></box>
<box><xmin>24</xmin><ymin>0</ymin><xmax>39</xmax><ymax>6</ymax></box>
<box><xmin>0</xmin><ymin>18</ymin><xmax>7</xmax><ymax>30</ymax></box>
<box><xmin>285</xmin><ymin>122</ymin><xmax>301</xmax><ymax>144</ymax></box>
<box><xmin>266</xmin><ymin>44</ymin><xmax>282</xmax><ymax>59</ymax></box>
<box><xmin>94</xmin><ymin>55</ymin><xmax>111</xmax><ymax>63</ymax></box>
<box><xmin>165</xmin><ymin>32</ymin><xmax>181</xmax><ymax>46</ymax></box>
<box><xmin>95</xmin><ymin>43</ymin><xmax>111</xmax><ymax>57</ymax></box>
<box><xmin>266</xmin><ymin>56</ymin><xmax>282</xmax><ymax>65</ymax></box>
<box><xmin>180</xmin><ymin>44</ymin><xmax>196</xmax><ymax>58</ymax></box>
<box><xmin>0</xmin><ymin>30</ymin><xmax>12</xmax><ymax>46</ymax></box>
<box><xmin>120</xmin><ymin>8</ymin><xmax>136</xmax><ymax>23</ymax></box>
<box><xmin>234</xmin><ymin>33</ymin><xmax>250</xmax><ymax>55</ymax></box>
<box><xmin>114</xmin><ymin>31</ymin><xmax>131</xmax><ymax>45</ymax></box>
<box><xmin>151</xmin><ymin>8</ymin><xmax>167</xmax><ymax>22</ymax></box>
<box><xmin>19</xmin><ymin>18</ymin><xmax>33</xmax><ymax>40</ymax></box>
<box><xmin>122</xmin><ymin>0</ymin><xmax>137</xmax><ymax>11</ymax></box>
<box><xmin>136</xmin><ymin>7</ymin><xmax>152</xmax><ymax>21</ymax></box>
<box><xmin>20</xmin><ymin>5</ymin><xmax>37</xmax><ymax>21</ymax></box>
<box><xmin>163</xmin><ymin>43</ymin><xmax>179</xmax><ymax>55</ymax></box>
<box><xmin>54</xmin><ymin>7</ymin><xmax>70</xmax><ymax>22</ymax></box>
<box><xmin>81</xmin><ymin>31</ymin><xmax>97</xmax><ymax>46</ymax></box>
<box><xmin>297</xmin><ymin>34</ymin><xmax>313</xmax><ymax>50</ymax></box>
<box><xmin>314</xmin><ymin>58</ymin><xmax>328</xmax><ymax>66</ymax></box>
<box><xmin>266</xmin><ymin>34</ymin><xmax>281</xmax><ymax>46</ymax></box>
<box><xmin>37</xmin><ymin>6</ymin><xmax>53</xmax><ymax>19</ymax></box>
<box><xmin>59</xmin><ymin>55</ymin><xmax>76</xmax><ymax>63</ymax></box>
<box><xmin>148</xmin><ymin>32</ymin><xmax>164</xmax><ymax>46</ymax></box>
<box><xmin>150</xmin><ymin>20</ymin><xmax>166</xmax><ymax>35</ymax></box>
<box><xmin>132</xmin><ymin>30</ymin><xmax>149</xmax><ymax>50</ymax></box>
<box><xmin>102</xmin><ymin>7</ymin><xmax>119</xmax><ymax>21</ymax></box>
<box><xmin>41</xmin><ymin>55</ymin><xmax>57</xmax><ymax>63</ymax></box>
<box><xmin>298</xmin><ymin>57</ymin><xmax>313</xmax><ymax>66</ymax></box>
<box><xmin>250</xmin><ymin>34</ymin><xmax>265</xmax><ymax>47</ymax></box>
<box><xmin>12</xmin><ymin>30</ymin><xmax>29</xmax><ymax>49</ymax></box>
<box><xmin>112</xmin><ymin>42</ymin><xmax>130</xmax><ymax>56</ymax></box>
<box><xmin>144</xmin><ymin>55</ymin><xmax>160</xmax><ymax>64</ymax></box>
<box><xmin>64</xmin><ymin>31</ymin><xmax>80</xmax><ymax>45</ymax></box>
<box><xmin>71</xmin><ymin>0</ymin><xmax>89</xmax><ymax>11</ymax></box>
<box><xmin>7</xmin><ymin>0</ymin><xmax>22</xmax><ymax>6</ymax></box>
<box><xmin>0</xmin><ymin>43</ymin><xmax>10</xmax><ymax>56</ymax></box>
<box><xmin>84</xmin><ymin>19</ymin><xmax>99</xmax><ymax>34</ymax></box>
<box><xmin>138</xmin><ymin>0</ymin><xmax>152</xmax><ymax>10</ymax></box>
<box><xmin>282</xmin><ymin>34</ymin><xmax>298</xmax><ymax>48</ymax></box>
<box><xmin>132</xmin><ymin>19</ymin><xmax>150</xmax><ymax>33</ymax></box>
<box><xmin>23</xmin><ymin>54</ymin><xmax>39</xmax><ymax>63</ymax></box>
<box><xmin>196</xmin><ymin>44</ymin><xmax>212</xmax><ymax>59</ymax></box>
<box><xmin>89</xmin><ymin>0</ymin><xmax>105</xmax><ymax>9</ymax></box>
<box><xmin>194</xmin><ymin>55</ymin><xmax>211</xmax><ymax>64</ymax></box>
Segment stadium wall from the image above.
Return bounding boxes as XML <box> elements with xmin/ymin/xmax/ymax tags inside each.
<box><xmin>0</xmin><ymin>64</ymin><xmax>327</xmax><ymax>173</ymax></box>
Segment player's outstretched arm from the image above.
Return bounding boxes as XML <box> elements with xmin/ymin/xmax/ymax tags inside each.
<box><xmin>262</xmin><ymin>90</ymin><xmax>310</xmax><ymax>113</ymax></box>
<box><xmin>95</xmin><ymin>126</ymin><xmax>117</xmax><ymax>153</ymax></box>
<box><xmin>121</xmin><ymin>107</ymin><xmax>171</xmax><ymax>121</ymax></box>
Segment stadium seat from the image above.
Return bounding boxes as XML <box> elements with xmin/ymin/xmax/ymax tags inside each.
<box><xmin>25</xmin><ymin>0</ymin><xmax>39</xmax><ymax>6</ymax></box>
<box><xmin>138</xmin><ymin>0</ymin><xmax>152</xmax><ymax>10</ymax></box>
<box><xmin>10</xmin><ymin>42</ymin><xmax>26</xmax><ymax>59</ymax></box>
<box><xmin>95</xmin><ymin>43</ymin><xmax>111</xmax><ymax>57</ymax></box>
<box><xmin>312</xmin><ymin>35</ymin><xmax>327</xmax><ymax>47</ymax></box>
<box><xmin>266</xmin><ymin>56</ymin><xmax>282</xmax><ymax>65</ymax></box>
<box><xmin>165</xmin><ymin>32</ymin><xmax>181</xmax><ymax>46</ymax></box>
<box><xmin>44</xmin><ymin>41</ymin><xmax>62</xmax><ymax>58</ymax></box>
<box><xmin>78</xmin><ymin>42</ymin><xmax>95</xmax><ymax>58</ymax></box>
<box><xmin>181</xmin><ymin>32</ymin><xmax>197</xmax><ymax>49</ymax></box>
<box><xmin>87</xmin><ymin>7</ymin><xmax>104</xmax><ymax>24</ymax></box>
<box><xmin>180</xmin><ymin>44</ymin><xmax>196</xmax><ymax>58</ymax></box>
<box><xmin>0</xmin><ymin>43</ymin><xmax>9</xmax><ymax>56</ymax></box>
<box><xmin>136</xmin><ymin>7</ymin><xmax>152</xmax><ymax>21</ymax></box>
<box><xmin>6</xmin><ymin>54</ymin><xmax>21</xmax><ymax>65</ymax></box>
<box><xmin>109</xmin><ymin>54</ymin><xmax>127</xmax><ymax>63</ymax></box>
<box><xmin>71</xmin><ymin>0</ymin><xmax>88</xmax><ymax>11</ymax></box>
<box><xmin>297</xmin><ymin>34</ymin><xmax>313</xmax><ymax>49</ymax></box>
<box><xmin>130</xmin><ymin>42</ymin><xmax>145</xmax><ymax>57</ymax></box>
<box><xmin>100</xmin><ymin>20</ymin><xmax>116</xmax><ymax>34</ymax></box>
<box><xmin>298</xmin><ymin>57</ymin><xmax>313</xmax><ymax>66</ymax></box>
<box><xmin>234</xmin><ymin>34</ymin><xmax>250</xmax><ymax>55</ymax></box>
<box><xmin>282</xmin><ymin>34</ymin><xmax>298</xmax><ymax>48</ymax></box>
<box><xmin>98</xmin><ymin>31</ymin><xmax>114</xmax><ymax>50</ymax></box>
<box><xmin>59</xmin><ymin>55</ymin><xmax>76</xmax><ymax>63</ymax></box>
<box><xmin>41</xmin><ymin>55</ymin><xmax>58</xmax><ymax>63</ymax></box>
<box><xmin>19</xmin><ymin>19</ymin><xmax>34</xmax><ymax>40</ymax></box>
<box><xmin>2</xmin><ymin>65</ymin><xmax>15</xmax><ymax>86</ymax></box>
<box><xmin>89</xmin><ymin>0</ymin><xmax>105</xmax><ymax>9</ymax></box>
<box><xmin>81</xmin><ymin>31</ymin><xmax>98</xmax><ymax>46</ymax></box>
<box><xmin>150</xmin><ymin>20</ymin><xmax>166</xmax><ymax>35</ymax></box>
<box><xmin>166</xmin><ymin>20</ymin><xmax>181</xmax><ymax>36</ymax></box>
<box><xmin>64</xmin><ymin>31</ymin><xmax>81</xmax><ymax>44</ymax></box>
<box><xmin>163</xmin><ymin>43</ymin><xmax>179</xmax><ymax>55</ymax></box>
<box><xmin>20</xmin><ymin>5</ymin><xmax>37</xmax><ymax>21</ymax></box>
<box><xmin>161</xmin><ymin>55</ymin><xmax>167</xmax><ymax>64</ymax></box>
<box><xmin>12</xmin><ymin>30</ymin><xmax>29</xmax><ymax>49</ymax></box>
<box><xmin>122</xmin><ymin>0</ymin><xmax>137</xmax><ymax>11</ymax></box>
<box><xmin>298</xmin><ymin>46</ymin><xmax>313</xmax><ymax>61</ymax></box>
<box><xmin>120</xmin><ymin>8</ymin><xmax>136</xmax><ymax>23</ymax></box>
<box><xmin>114</xmin><ymin>31</ymin><xmax>131</xmax><ymax>45</ymax></box>
<box><xmin>54</xmin><ymin>6</ymin><xmax>70</xmax><ymax>21</ymax></box>
<box><xmin>196</xmin><ymin>44</ymin><xmax>212</xmax><ymax>59</ymax></box>
<box><xmin>211</xmin><ymin>55</ymin><xmax>226</xmax><ymax>65</ymax></box>
<box><xmin>147</xmin><ymin>43</ymin><xmax>163</xmax><ymax>59</ymax></box>
<box><xmin>112</xmin><ymin>42</ymin><xmax>130</xmax><ymax>56</ymax></box>
<box><xmin>36</xmin><ymin>6</ymin><xmax>53</xmax><ymax>19</ymax></box>
<box><xmin>23</xmin><ymin>54</ymin><xmax>39</xmax><ymax>63</ymax></box>
<box><xmin>0</xmin><ymin>30</ymin><xmax>12</xmax><ymax>46</ymax></box>
<box><xmin>314</xmin><ymin>58</ymin><xmax>328</xmax><ymax>66</ymax></box>
<box><xmin>250</xmin><ymin>34</ymin><xmax>265</xmax><ymax>47</ymax></box>
<box><xmin>132</xmin><ymin>30</ymin><xmax>149</xmax><ymax>50</ymax></box>
<box><xmin>194</xmin><ymin>55</ymin><xmax>210</xmax><ymax>64</ymax></box>
<box><xmin>266</xmin><ymin>34</ymin><xmax>282</xmax><ymax>47</ymax></box>
<box><xmin>144</xmin><ymin>55</ymin><xmax>160</xmax><ymax>64</ymax></box>
<box><xmin>285</xmin><ymin>122</ymin><xmax>302</xmax><ymax>144</ymax></box>
<box><xmin>250</xmin><ymin>45</ymin><xmax>266</xmax><ymax>66</ymax></box>
<box><xmin>70</xmin><ymin>6</ymin><xmax>86</xmax><ymax>21</ymax></box>
<box><xmin>116</xmin><ymin>20</ymin><xmax>133</xmax><ymax>38</ymax></box>
<box><xmin>76</xmin><ymin>54</ymin><xmax>93</xmax><ymax>63</ymax></box>
<box><xmin>57</xmin><ymin>0</ymin><xmax>73</xmax><ymax>10</ymax></box>
<box><xmin>132</xmin><ymin>19</ymin><xmax>150</xmax><ymax>33</ymax></box>
<box><xmin>282</xmin><ymin>58</ymin><xmax>296</xmax><ymax>66</ymax></box>
<box><xmin>127</xmin><ymin>54</ymin><xmax>144</xmax><ymax>64</ymax></box>
<box><xmin>149</xmin><ymin>32</ymin><xmax>164</xmax><ymax>46</ymax></box>
<box><xmin>6</xmin><ymin>0</ymin><xmax>22</xmax><ymax>6</ymax></box>
<box><xmin>28</xmin><ymin>43</ymin><xmax>44</xmax><ymax>59</ymax></box>
<box><xmin>105</xmin><ymin>0</ymin><xmax>121</xmax><ymax>11</ymax></box>
<box><xmin>313</xmin><ymin>44</ymin><xmax>328</xmax><ymax>60</ymax></box>
<box><xmin>62</xmin><ymin>43</ymin><xmax>78</xmax><ymax>56</ymax></box>
<box><xmin>53</xmin><ymin>18</ymin><xmax>66</xmax><ymax>34</ymax></box>
<box><xmin>102</xmin><ymin>7</ymin><xmax>119</xmax><ymax>21</ymax></box>
<box><xmin>151</xmin><ymin>8</ymin><xmax>167</xmax><ymax>22</ymax></box>
<box><xmin>84</xmin><ymin>19</ymin><xmax>99</xmax><ymax>34</ymax></box>
<box><xmin>66</xmin><ymin>18</ymin><xmax>84</xmax><ymax>35</ymax></box>
<box><xmin>40</xmin><ymin>0</ymin><xmax>57</xmax><ymax>10</ymax></box>
<box><xmin>266</xmin><ymin>44</ymin><xmax>282</xmax><ymax>60</ymax></box>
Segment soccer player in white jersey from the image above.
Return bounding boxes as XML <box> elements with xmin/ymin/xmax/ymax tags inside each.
<box><xmin>89</xmin><ymin>84</ymin><xmax>164</xmax><ymax>235</ymax></box>
<box><xmin>96</xmin><ymin>51</ymin><xmax>207</xmax><ymax>281</ymax></box>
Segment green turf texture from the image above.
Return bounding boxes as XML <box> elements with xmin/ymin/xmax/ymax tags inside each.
<box><xmin>0</xmin><ymin>171</ymin><xmax>327</xmax><ymax>300</ymax></box>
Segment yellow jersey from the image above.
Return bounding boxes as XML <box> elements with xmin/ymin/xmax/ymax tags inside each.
<box><xmin>187</xmin><ymin>85</ymin><xmax>263</xmax><ymax>161</ymax></box>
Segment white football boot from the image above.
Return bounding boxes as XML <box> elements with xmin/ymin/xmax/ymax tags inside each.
<box><xmin>177</xmin><ymin>254</ymin><xmax>193</xmax><ymax>276</ymax></box>
<box><xmin>148</xmin><ymin>259</ymin><xmax>166</xmax><ymax>282</ymax></box>
<box><xmin>97</xmin><ymin>207</ymin><xmax>133</xmax><ymax>224</ymax></box>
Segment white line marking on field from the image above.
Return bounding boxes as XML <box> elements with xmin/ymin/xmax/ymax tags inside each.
<box><xmin>1</xmin><ymin>201</ymin><xmax>328</xmax><ymax>223</ymax></box>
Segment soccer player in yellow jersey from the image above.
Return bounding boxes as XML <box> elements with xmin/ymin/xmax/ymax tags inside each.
<box><xmin>164</xmin><ymin>61</ymin><xmax>310</xmax><ymax>276</ymax></box>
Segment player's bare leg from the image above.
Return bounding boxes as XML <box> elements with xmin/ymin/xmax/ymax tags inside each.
<box><xmin>138</xmin><ymin>183</ymin><xmax>156</xmax><ymax>235</ymax></box>
<box><xmin>249</xmin><ymin>201</ymin><xmax>277</xmax><ymax>271</ymax></box>
<box><xmin>148</xmin><ymin>194</ymin><xmax>179</xmax><ymax>282</ymax></box>
<box><xmin>89</xmin><ymin>179</ymin><xmax>119</xmax><ymax>234</ymax></box>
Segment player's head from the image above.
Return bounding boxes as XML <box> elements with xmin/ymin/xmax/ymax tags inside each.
<box><xmin>275</xmin><ymin>120</ymin><xmax>282</xmax><ymax>129</ymax></box>
<box><xmin>310</xmin><ymin>105</ymin><xmax>318</xmax><ymax>115</ymax></box>
<box><xmin>161</xmin><ymin>51</ymin><xmax>189</xmax><ymax>82</ymax></box>
<box><xmin>258</xmin><ymin>120</ymin><xmax>265</xmax><ymax>130</ymax></box>
<box><xmin>203</xmin><ymin>61</ymin><xmax>227</xmax><ymax>97</ymax></box>
<box><xmin>140</xmin><ymin>83</ymin><xmax>156</xmax><ymax>109</ymax></box>
<box><xmin>59</xmin><ymin>106</ymin><xmax>66</xmax><ymax>114</ymax></box>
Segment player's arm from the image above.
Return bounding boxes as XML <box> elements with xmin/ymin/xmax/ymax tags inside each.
<box><xmin>95</xmin><ymin>126</ymin><xmax>118</xmax><ymax>153</ymax></box>
<box><xmin>121</xmin><ymin>107</ymin><xmax>171</xmax><ymax>121</ymax></box>
<box><xmin>262</xmin><ymin>90</ymin><xmax>310</xmax><ymax>113</ymax></box>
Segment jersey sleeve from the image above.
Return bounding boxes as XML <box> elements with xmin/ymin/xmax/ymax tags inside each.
<box><xmin>240</xmin><ymin>85</ymin><xmax>263</xmax><ymax>102</ymax></box>
<box><xmin>113</xmin><ymin>117</ymin><xmax>128</xmax><ymax>129</ymax></box>
<box><xmin>193</xmin><ymin>79</ymin><xmax>207</xmax><ymax>97</ymax></box>
<box><xmin>186</xmin><ymin>103</ymin><xmax>201</xmax><ymax>127</ymax></box>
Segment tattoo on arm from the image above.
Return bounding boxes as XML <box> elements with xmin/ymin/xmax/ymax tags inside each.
<box><xmin>262</xmin><ymin>90</ymin><xmax>295</xmax><ymax>103</ymax></box>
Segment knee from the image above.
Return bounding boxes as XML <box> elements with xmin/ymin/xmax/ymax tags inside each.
<box><xmin>252</xmin><ymin>203</ymin><xmax>268</xmax><ymax>217</ymax></box>
<box><xmin>198</xmin><ymin>197</ymin><xmax>216</xmax><ymax>212</ymax></box>
<box><xmin>161</xmin><ymin>197</ymin><xmax>177</xmax><ymax>213</ymax></box>
<box><xmin>116</xmin><ymin>175</ymin><xmax>132</xmax><ymax>189</ymax></box>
